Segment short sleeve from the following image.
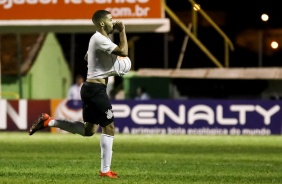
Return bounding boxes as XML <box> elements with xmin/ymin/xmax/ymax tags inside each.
<box><xmin>95</xmin><ymin>34</ymin><xmax>117</xmax><ymax>54</ymax></box>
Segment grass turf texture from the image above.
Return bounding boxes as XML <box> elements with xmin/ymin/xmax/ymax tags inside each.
<box><xmin>0</xmin><ymin>133</ymin><xmax>282</xmax><ymax>184</ymax></box>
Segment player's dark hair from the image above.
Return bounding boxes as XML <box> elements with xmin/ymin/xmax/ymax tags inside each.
<box><xmin>92</xmin><ymin>10</ymin><xmax>111</xmax><ymax>25</ymax></box>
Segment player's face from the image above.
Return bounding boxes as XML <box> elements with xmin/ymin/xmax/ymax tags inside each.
<box><xmin>103</xmin><ymin>14</ymin><xmax>114</xmax><ymax>34</ymax></box>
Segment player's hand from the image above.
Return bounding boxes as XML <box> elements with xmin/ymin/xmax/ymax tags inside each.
<box><xmin>114</xmin><ymin>21</ymin><xmax>125</xmax><ymax>32</ymax></box>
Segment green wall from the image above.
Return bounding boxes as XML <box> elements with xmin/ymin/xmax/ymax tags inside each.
<box><xmin>1</xmin><ymin>33</ymin><xmax>71</xmax><ymax>99</ymax></box>
<box><xmin>123</xmin><ymin>72</ymin><xmax>171</xmax><ymax>99</ymax></box>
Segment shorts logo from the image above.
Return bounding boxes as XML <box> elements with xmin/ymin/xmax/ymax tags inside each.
<box><xmin>105</xmin><ymin>109</ymin><xmax>113</xmax><ymax>119</ymax></box>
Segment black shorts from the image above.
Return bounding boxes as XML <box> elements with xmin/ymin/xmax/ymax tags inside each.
<box><xmin>80</xmin><ymin>82</ymin><xmax>114</xmax><ymax>127</ymax></box>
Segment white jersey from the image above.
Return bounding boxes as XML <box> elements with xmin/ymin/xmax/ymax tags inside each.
<box><xmin>86</xmin><ymin>31</ymin><xmax>118</xmax><ymax>79</ymax></box>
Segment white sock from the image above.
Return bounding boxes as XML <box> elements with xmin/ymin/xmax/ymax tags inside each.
<box><xmin>100</xmin><ymin>134</ymin><xmax>114</xmax><ymax>173</ymax></box>
<box><xmin>48</xmin><ymin>119</ymin><xmax>85</xmax><ymax>136</ymax></box>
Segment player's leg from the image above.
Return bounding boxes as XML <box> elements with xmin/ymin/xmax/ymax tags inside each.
<box><xmin>29</xmin><ymin>80</ymin><xmax>102</xmax><ymax>136</ymax></box>
<box><xmin>29</xmin><ymin>113</ymin><xmax>98</xmax><ymax>136</ymax></box>
<box><xmin>100</xmin><ymin>122</ymin><xmax>116</xmax><ymax>177</ymax></box>
<box><xmin>84</xmin><ymin>123</ymin><xmax>99</xmax><ymax>136</ymax></box>
<box><xmin>49</xmin><ymin>119</ymin><xmax>86</xmax><ymax>136</ymax></box>
<box><xmin>81</xmin><ymin>81</ymin><xmax>118</xmax><ymax>178</ymax></box>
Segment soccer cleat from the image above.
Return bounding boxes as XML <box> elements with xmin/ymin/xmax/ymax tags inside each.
<box><xmin>111</xmin><ymin>171</ymin><xmax>117</xmax><ymax>176</ymax></box>
<box><xmin>29</xmin><ymin>113</ymin><xmax>53</xmax><ymax>135</ymax></box>
<box><xmin>99</xmin><ymin>171</ymin><xmax>118</xmax><ymax>178</ymax></box>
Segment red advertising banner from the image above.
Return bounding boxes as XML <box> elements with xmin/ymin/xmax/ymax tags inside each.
<box><xmin>0</xmin><ymin>100</ymin><xmax>51</xmax><ymax>132</ymax></box>
<box><xmin>0</xmin><ymin>0</ymin><xmax>163</xmax><ymax>20</ymax></box>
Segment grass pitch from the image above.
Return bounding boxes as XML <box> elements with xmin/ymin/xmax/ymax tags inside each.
<box><xmin>0</xmin><ymin>132</ymin><xmax>282</xmax><ymax>184</ymax></box>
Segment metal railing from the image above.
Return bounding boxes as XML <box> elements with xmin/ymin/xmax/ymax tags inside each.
<box><xmin>163</xmin><ymin>0</ymin><xmax>234</xmax><ymax>68</ymax></box>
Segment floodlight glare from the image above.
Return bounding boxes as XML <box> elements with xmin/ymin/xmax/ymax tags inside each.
<box><xmin>261</xmin><ymin>14</ymin><xmax>269</xmax><ymax>21</ymax></box>
<box><xmin>193</xmin><ymin>4</ymin><xmax>201</xmax><ymax>11</ymax></box>
<box><xmin>271</xmin><ymin>41</ymin><xmax>278</xmax><ymax>49</ymax></box>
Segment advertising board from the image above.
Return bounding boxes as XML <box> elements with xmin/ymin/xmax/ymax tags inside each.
<box><xmin>1</xmin><ymin>99</ymin><xmax>281</xmax><ymax>135</ymax></box>
<box><xmin>112</xmin><ymin>100</ymin><xmax>282</xmax><ymax>135</ymax></box>
<box><xmin>0</xmin><ymin>0</ymin><xmax>163</xmax><ymax>19</ymax></box>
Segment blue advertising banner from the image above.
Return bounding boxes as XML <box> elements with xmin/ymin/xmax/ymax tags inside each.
<box><xmin>112</xmin><ymin>100</ymin><xmax>282</xmax><ymax>135</ymax></box>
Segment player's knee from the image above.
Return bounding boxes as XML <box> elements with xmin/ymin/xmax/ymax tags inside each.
<box><xmin>102</xmin><ymin>122</ymin><xmax>115</xmax><ymax>136</ymax></box>
<box><xmin>83</xmin><ymin>122</ymin><xmax>97</xmax><ymax>137</ymax></box>
<box><xmin>84</xmin><ymin>129</ymin><xmax>95</xmax><ymax>137</ymax></box>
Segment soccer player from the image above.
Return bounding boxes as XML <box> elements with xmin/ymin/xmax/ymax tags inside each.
<box><xmin>29</xmin><ymin>10</ymin><xmax>128</xmax><ymax>179</ymax></box>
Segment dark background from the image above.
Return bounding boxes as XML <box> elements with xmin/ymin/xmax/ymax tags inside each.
<box><xmin>56</xmin><ymin>0</ymin><xmax>282</xmax><ymax>99</ymax></box>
